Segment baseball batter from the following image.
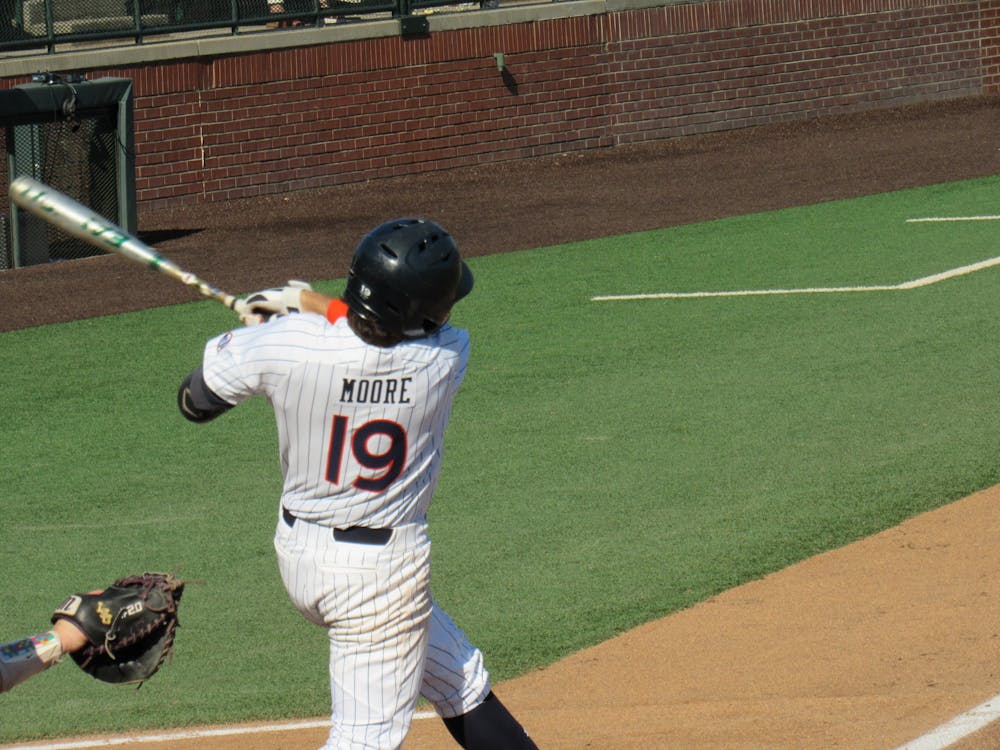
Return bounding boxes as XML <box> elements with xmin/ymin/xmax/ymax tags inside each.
<box><xmin>178</xmin><ymin>218</ymin><xmax>537</xmax><ymax>749</ymax></box>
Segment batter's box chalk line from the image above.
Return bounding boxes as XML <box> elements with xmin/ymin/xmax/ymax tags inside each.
<box><xmin>895</xmin><ymin>693</ymin><xmax>1000</xmax><ymax>749</ymax></box>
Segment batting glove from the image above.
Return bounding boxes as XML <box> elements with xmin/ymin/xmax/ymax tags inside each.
<box><xmin>239</xmin><ymin>280</ymin><xmax>313</xmax><ymax>326</ymax></box>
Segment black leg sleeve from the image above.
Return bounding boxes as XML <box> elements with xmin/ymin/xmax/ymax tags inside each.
<box><xmin>441</xmin><ymin>691</ymin><xmax>539</xmax><ymax>749</ymax></box>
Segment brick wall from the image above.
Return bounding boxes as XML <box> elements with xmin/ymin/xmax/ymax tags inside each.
<box><xmin>985</xmin><ymin>0</ymin><xmax>1000</xmax><ymax>93</ymax></box>
<box><xmin>2</xmin><ymin>0</ymin><xmax>995</xmax><ymax>208</ymax></box>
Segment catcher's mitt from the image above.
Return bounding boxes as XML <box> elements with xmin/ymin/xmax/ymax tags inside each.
<box><xmin>52</xmin><ymin>572</ymin><xmax>184</xmax><ymax>686</ymax></box>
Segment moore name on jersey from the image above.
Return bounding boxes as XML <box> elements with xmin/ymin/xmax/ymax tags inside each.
<box><xmin>340</xmin><ymin>377</ymin><xmax>413</xmax><ymax>404</ymax></box>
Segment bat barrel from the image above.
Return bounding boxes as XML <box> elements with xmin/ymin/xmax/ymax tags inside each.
<box><xmin>8</xmin><ymin>176</ymin><xmax>243</xmax><ymax>312</ymax></box>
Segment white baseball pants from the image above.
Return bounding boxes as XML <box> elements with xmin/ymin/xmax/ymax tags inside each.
<box><xmin>275</xmin><ymin>515</ymin><xmax>490</xmax><ymax>749</ymax></box>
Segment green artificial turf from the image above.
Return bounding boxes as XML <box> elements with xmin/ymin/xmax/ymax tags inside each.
<box><xmin>1</xmin><ymin>175</ymin><xmax>999</xmax><ymax>740</ymax></box>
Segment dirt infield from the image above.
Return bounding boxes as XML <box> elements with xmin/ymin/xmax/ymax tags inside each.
<box><xmin>2</xmin><ymin>94</ymin><xmax>999</xmax><ymax>748</ymax></box>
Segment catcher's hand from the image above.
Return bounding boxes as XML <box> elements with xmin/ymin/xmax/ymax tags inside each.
<box><xmin>52</xmin><ymin>572</ymin><xmax>184</xmax><ymax>686</ymax></box>
<box><xmin>239</xmin><ymin>280</ymin><xmax>313</xmax><ymax>326</ymax></box>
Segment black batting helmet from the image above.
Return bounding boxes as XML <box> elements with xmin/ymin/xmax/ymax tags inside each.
<box><xmin>343</xmin><ymin>218</ymin><xmax>474</xmax><ymax>339</ymax></box>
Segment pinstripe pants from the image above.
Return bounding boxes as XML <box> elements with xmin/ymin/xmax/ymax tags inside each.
<box><xmin>275</xmin><ymin>515</ymin><xmax>490</xmax><ymax>749</ymax></box>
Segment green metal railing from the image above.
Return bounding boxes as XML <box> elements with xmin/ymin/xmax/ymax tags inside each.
<box><xmin>0</xmin><ymin>0</ymin><xmax>498</xmax><ymax>53</ymax></box>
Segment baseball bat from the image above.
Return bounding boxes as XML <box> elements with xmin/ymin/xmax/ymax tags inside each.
<box><xmin>8</xmin><ymin>176</ymin><xmax>245</xmax><ymax>313</ymax></box>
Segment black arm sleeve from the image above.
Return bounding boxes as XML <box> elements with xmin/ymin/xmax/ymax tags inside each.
<box><xmin>178</xmin><ymin>366</ymin><xmax>234</xmax><ymax>423</ymax></box>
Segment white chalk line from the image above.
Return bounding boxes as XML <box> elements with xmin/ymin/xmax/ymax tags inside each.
<box><xmin>4</xmin><ymin>695</ymin><xmax>997</xmax><ymax>750</ymax></box>
<box><xmin>895</xmin><ymin>693</ymin><xmax>1000</xmax><ymax>749</ymax></box>
<box><xmin>4</xmin><ymin>694</ymin><xmax>996</xmax><ymax>750</ymax></box>
<box><xmin>591</xmin><ymin>256</ymin><xmax>1000</xmax><ymax>301</ymax></box>
<box><xmin>906</xmin><ymin>215</ymin><xmax>1000</xmax><ymax>222</ymax></box>
<box><xmin>0</xmin><ymin>713</ymin><xmax>437</xmax><ymax>750</ymax></box>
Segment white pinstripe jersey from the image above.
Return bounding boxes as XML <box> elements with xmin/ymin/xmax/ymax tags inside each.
<box><xmin>201</xmin><ymin>303</ymin><xmax>470</xmax><ymax>528</ymax></box>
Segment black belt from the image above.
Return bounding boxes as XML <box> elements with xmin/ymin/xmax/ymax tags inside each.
<box><xmin>282</xmin><ymin>506</ymin><xmax>392</xmax><ymax>546</ymax></box>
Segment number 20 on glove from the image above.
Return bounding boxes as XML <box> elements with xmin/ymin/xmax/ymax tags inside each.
<box><xmin>52</xmin><ymin>572</ymin><xmax>184</xmax><ymax>686</ymax></box>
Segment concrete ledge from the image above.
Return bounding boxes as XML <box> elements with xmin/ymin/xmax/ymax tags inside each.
<box><xmin>604</xmin><ymin>0</ymin><xmax>677</xmax><ymax>10</ymax></box>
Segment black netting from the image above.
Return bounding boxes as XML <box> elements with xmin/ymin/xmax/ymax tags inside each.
<box><xmin>2</xmin><ymin>79</ymin><xmax>133</xmax><ymax>269</ymax></box>
<box><xmin>11</xmin><ymin>113</ymin><xmax>119</xmax><ymax>265</ymax></box>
